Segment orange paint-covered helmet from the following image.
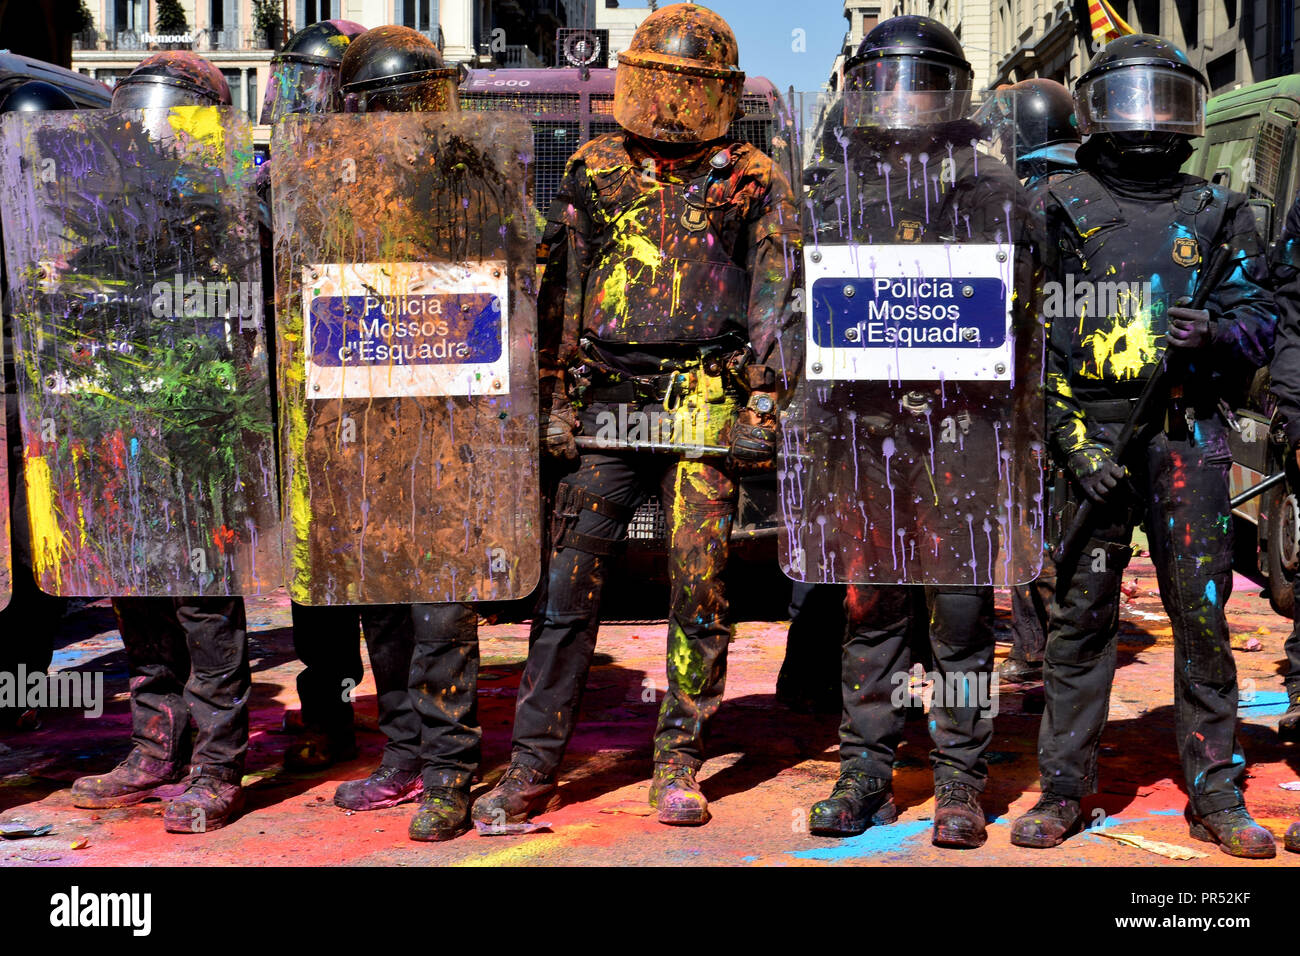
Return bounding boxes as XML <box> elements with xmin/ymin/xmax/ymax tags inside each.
<box><xmin>613</xmin><ymin>3</ymin><xmax>744</xmax><ymax>143</ymax></box>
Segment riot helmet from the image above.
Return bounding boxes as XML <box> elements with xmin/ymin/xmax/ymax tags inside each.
<box><xmin>0</xmin><ymin>81</ymin><xmax>75</xmax><ymax>113</ymax></box>
<box><xmin>1074</xmin><ymin>34</ymin><xmax>1207</xmax><ymax>153</ymax></box>
<box><xmin>842</xmin><ymin>16</ymin><xmax>973</xmax><ymax>131</ymax></box>
<box><xmin>339</xmin><ymin>25</ymin><xmax>458</xmax><ymax>113</ymax></box>
<box><xmin>110</xmin><ymin>51</ymin><xmax>231</xmax><ymax>110</ymax></box>
<box><xmin>613</xmin><ymin>2</ymin><xmax>744</xmax><ymax>143</ymax></box>
<box><xmin>979</xmin><ymin>78</ymin><xmax>1079</xmax><ymax>177</ymax></box>
<box><xmin>261</xmin><ymin>19</ymin><xmax>366</xmax><ymax>124</ymax></box>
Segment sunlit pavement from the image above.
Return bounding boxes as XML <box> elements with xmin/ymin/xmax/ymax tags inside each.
<box><xmin>2</xmin><ymin>553</ymin><xmax>1299</xmax><ymax>867</ymax></box>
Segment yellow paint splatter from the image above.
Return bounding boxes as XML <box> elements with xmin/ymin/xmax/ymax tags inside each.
<box><xmin>24</xmin><ymin>455</ymin><xmax>66</xmax><ymax>592</ymax></box>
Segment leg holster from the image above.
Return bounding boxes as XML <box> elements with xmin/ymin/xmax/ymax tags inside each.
<box><xmin>551</xmin><ymin>482</ymin><xmax>635</xmax><ymax>557</ymax></box>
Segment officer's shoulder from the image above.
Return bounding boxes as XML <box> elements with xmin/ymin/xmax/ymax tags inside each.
<box><xmin>568</xmin><ymin>132</ymin><xmax>630</xmax><ymax>171</ymax></box>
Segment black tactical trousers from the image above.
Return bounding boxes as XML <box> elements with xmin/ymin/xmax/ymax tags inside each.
<box><xmin>113</xmin><ymin>597</ymin><xmax>249</xmax><ymax>783</ymax></box>
<box><xmin>290</xmin><ymin>602</ymin><xmax>467</xmax><ymax>774</ymax></box>
<box><xmin>778</xmin><ymin>582</ymin><xmax>846</xmax><ymax>699</ymax></box>
<box><xmin>839</xmin><ymin>584</ymin><xmax>996</xmax><ymax>788</ymax></box>
<box><xmin>1009</xmin><ymin>569</ymin><xmax>1054</xmax><ymax>664</ymax></box>
<box><xmin>408</xmin><ymin>602</ymin><xmax>480</xmax><ymax>789</ymax></box>
<box><xmin>1039</xmin><ymin>415</ymin><xmax>1245</xmax><ymax>816</ymax></box>
<box><xmin>1284</xmin><ymin>626</ymin><xmax>1300</xmax><ymax>698</ymax></box>
<box><xmin>511</xmin><ymin>444</ymin><xmax>737</xmax><ymax>776</ymax></box>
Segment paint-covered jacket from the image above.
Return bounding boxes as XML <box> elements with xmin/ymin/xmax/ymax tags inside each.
<box><xmin>1042</xmin><ymin>151</ymin><xmax>1275</xmax><ymax>459</ymax></box>
<box><xmin>1268</xmin><ymin>195</ymin><xmax>1300</xmax><ymax>445</ymax></box>
<box><xmin>537</xmin><ymin>130</ymin><xmax>801</xmax><ymax>406</ymax></box>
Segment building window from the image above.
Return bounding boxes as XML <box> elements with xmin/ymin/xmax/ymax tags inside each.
<box><xmin>211</xmin><ymin>0</ymin><xmax>224</xmax><ymax>31</ymax></box>
<box><xmin>399</xmin><ymin>0</ymin><xmax>435</xmax><ymax>32</ymax></box>
<box><xmin>112</xmin><ymin>0</ymin><xmax>147</xmax><ymax>33</ymax></box>
<box><xmin>299</xmin><ymin>0</ymin><xmax>335</xmax><ymax>26</ymax></box>
<box><xmin>246</xmin><ymin>72</ymin><xmax>258</xmax><ymax>121</ymax></box>
<box><xmin>222</xmin><ymin>69</ymin><xmax>243</xmax><ymax>112</ymax></box>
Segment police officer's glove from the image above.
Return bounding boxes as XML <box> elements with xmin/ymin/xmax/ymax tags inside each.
<box><xmin>728</xmin><ymin>400</ymin><xmax>778</xmax><ymax>471</ymax></box>
<box><xmin>1067</xmin><ymin>446</ymin><xmax>1127</xmax><ymax>503</ymax></box>
<box><xmin>541</xmin><ymin>406</ymin><xmax>579</xmax><ymax>461</ymax></box>
<box><xmin>1166</xmin><ymin>307</ymin><xmax>1215</xmax><ymax>350</ymax></box>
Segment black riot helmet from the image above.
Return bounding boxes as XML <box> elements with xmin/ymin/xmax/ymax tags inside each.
<box><xmin>1074</xmin><ymin>34</ymin><xmax>1207</xmax><ymax>154</ymax></box>
<box><xmin>0</xmin><ymin>80</ymin><xmax>75</xmax><ymax>113</ymax></box>
<box><xmin>842</xmin><ymin>15</ymin><xmax>973</xmax><ymax>132</ymax></box>
<box><xmin>339</xmin><ymin>25</ymin><xmax>458</xmax><ymax>113</ymax></box>
<box><xmin>977</xmin><ymin>78</ymin><xmax>1079</xmax><ymax>177</ymax></box>
<box><xmin>261</xmin><ymin>19</ymin><xmax>366</xmax><ymax>124</ymax></box>
<box><xmin>110</xmin><ymin>51</ymin><xmax>231</xmax><ymax>110</ymax></box>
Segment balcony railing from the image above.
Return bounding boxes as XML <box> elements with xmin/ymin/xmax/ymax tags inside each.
<box><xmin>499</xmin><ymin>45</ymin><xmax>545</xmax><ymax>67</ymax></box>
<box><xmin>73</xmin><ymin>27</ymin><xmax>278</xmax><ymax>53</ymax></box>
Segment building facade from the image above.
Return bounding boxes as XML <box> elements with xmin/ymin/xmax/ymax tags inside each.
<box><xmin>70</xmin><ymin>0</ymin><xmax>629</xmax><ymax>125</ymax></box>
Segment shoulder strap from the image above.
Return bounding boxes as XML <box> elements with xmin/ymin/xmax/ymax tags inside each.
<box><xmin>1045</xmin><ymin>169</ymin><xmax>1125</xmax><ymax>242</ymax></box>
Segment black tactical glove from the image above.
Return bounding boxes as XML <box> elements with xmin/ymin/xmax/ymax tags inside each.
<box><xmin>1166</xmin><ymin>306</ymin><xmax>1215</xmax><ymax>350</ymax></box>
<box><xmin>727</xmin><ymin>400</ymin><xmax>778</xmax><ymax>470</ymax></box>
<box><xmin>541</xmin><ymin>406</ymin><xmax>579</xmax><ymax>461</ymax></box>
<box><xmin>1067</xmin><ymin>445</ymin><xmax>1127</xmax><ymax>503</ymax></box>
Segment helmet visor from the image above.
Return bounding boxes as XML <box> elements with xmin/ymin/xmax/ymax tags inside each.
<box><xmin>842</xmin><ymin>57</ymin><xmax>972</xmax><ymax>128</ymax></box>
<box><xmin>1075</xmin><ymin>67</ymin><xmax>1205</xmax><ymax>136</ymax></box>
<box><xmin>613</xmin><ymin>60</ymin><xmax>742</xmax><ymax>143</ymax></box>
<box><xmin>343</xmin><ymin>73</ymin><xmax>459</xmax><ymax>114</ymax></box>
<box><xmin>112</xmin><ymin>78</ymin><xmax>224</xmax><ymax>111</ymax></box>
<box><xmin>261</xmin><ymin>60</ymin><xmax>342</xmax><ymax>124</ymax></box>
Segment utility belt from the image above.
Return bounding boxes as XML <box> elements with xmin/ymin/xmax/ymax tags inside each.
<box><xmin>1080</xmin><ymin>390</ymin><xmax>1228</xmax><ymax>443</ymax></box>
<box><xmin>572</xmin><ymin>336</ymin><xmax>751</xmax><ymax>409</ymax></box>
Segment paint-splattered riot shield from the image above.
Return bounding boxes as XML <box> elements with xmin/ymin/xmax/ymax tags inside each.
<box><xmin>0</xmin><ymin>107</ymin><xmax>282</xmax><ymax>596</ymax></box>
<box><xmin>271</xmin><ymin>111</ymin><xmax>540</xmax><ymax>605</ymax></box>
<box><xmin>778</xmin><ymin>92</ymin><xmax>1045</xmax><ymax>587</ymax></box>
<box><xmin>0</xmin><ymin>328</ymin><xmax>10</xmax><ymax>610</ymax></box>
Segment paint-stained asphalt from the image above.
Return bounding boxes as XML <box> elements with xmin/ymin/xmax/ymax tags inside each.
<box><xmin>3</xmin><ymin>552</ymin><xmax>1300</xmax><ymax>867</ymax></box>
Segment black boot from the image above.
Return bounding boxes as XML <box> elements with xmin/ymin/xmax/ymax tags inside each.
<box><xmin>808</xmin><ymin>771</ymin><xmax>896</xmax><ymax>837</ymax></box>
<box><xmin>933</xmin><ymin>780</ymin><xmax>987</xmax><ymax>849</ymax></box>
<box><xmin>284</xmin><ymin>724</ymin><xmax>358</xmax><ymax>773</ymax></box>
<box><xmin>1010</xmin><ymin>792</ymin><xmax>1083</xmax><ymax>848</ymax></box>
<box><xmin>998</xmin><ymin>655</ymin><xmax>1042</xmax><ymax>684</ymax></box>
<box><xmin>333</xmin><ymin>765</ymin><xmax>422</xmax><ymax>811</ymax></box>
<box><xmin>162</xmin><ymin>769</ymin><xmax>246</xmax><ymax>834</ymax></box>
<box><xmin>1186</xmin><ymin>806</ymin><xmax>1276</xmax><ymax>859</ymax></box>
<box><xmin>470</xmin><ymin>763</ymin><xmax>558</xmax><ymax>826</ymax></box>
<box><xmin>70</xmin><ymin>751</ymin><xmax>189</xmax><ymax>809</ymax></box>
<box><xmin>408</xmin><ymin>787</ymin><xmax>471</xmax><ymax>842</ymax></box>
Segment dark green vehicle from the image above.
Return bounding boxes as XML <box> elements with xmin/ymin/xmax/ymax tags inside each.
<box><xmin>1185</xmin><ymin>75</ymin><xmax>1300</xmax><ymax>616</ymax></box>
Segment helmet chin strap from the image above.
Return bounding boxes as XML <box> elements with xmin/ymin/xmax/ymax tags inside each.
<box><xmin>1107</xmin><ymin>130</ymin><xmax>1183</xmax><ymax>155</ymax></box>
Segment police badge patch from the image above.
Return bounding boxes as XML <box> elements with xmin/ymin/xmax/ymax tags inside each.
<box><xmin>1172</xmin><ymin>236</ymin><xmax>1200</xmax><ymax>266</ymax></box>
<box><xmin>896</xmin><ymin>219</ymin><xmax>923</xmax><ymax>242</ymax></box>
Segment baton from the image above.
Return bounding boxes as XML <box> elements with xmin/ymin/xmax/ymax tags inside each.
<box><xmin>1052</xmin><ymin>242</ymin><xmax>1236</xmax><ymax>564</ymax></box>
<box><xmin>574</xmin><ymin>435</ymin><xmax>730</xmax><ymax>457</ymax></box>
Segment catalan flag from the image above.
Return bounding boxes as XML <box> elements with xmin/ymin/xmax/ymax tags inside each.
<box><xmin>1089</xmin><ymin>0</ymin><xmax>1136</xmax><ymax>44</ymax></box>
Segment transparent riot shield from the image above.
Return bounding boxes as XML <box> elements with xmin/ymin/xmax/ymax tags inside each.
<box><xmin>0</xmin><ymin>327</ymin><xmax>9</xmax><ymax>610</ymax></box>
<box><xmin>0</xmin><ymin>107</ymin><xmax>282</xmax><ymax>596</ymax></box>
<box><xmin>271</xmin><ymin>112</ymin><xmax>540</xmax><ymax>605</ymax></box>
<box><xmin>778</xmin><ymin>92</ymin><xmax>1045</xmax><ymax>587</ymax></box>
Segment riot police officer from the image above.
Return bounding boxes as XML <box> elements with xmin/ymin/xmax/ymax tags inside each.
<box><xmin>1010</xmin><ymin>35</ymin><xmax>1278</xmax><ymax>858</ymax></box>
<box><xmin>471</xmin><ymin>1</ymin><xmax>800</xmax><ymax>827</ymax></box>
<box><xmin>257</xmin><ymin>19</ymin><xmax>370</xmax><ymax>775</ymax></box>
<box><xmin>0</xmin><ymin>82</ymin><xmax>75</xmax><ymax>732</ymax></box>
<box><xmin>799</xmin><ymin>16</ymin><xmax>1038</xmax><ymax>849</ymax></box>
<box><xmin>65</xmin><ymin>52</ymin><xmax>254</xmax><ymax>833</ymax></box>
<box><xmin>321</xmin><ymin>25</ymin><xmax>481</xmax><ymax>842</ymax></box>
<box><xmin>990</xmin><ymin>77</ymin><xmax>1081</xmax><ymax>686</ymax></box>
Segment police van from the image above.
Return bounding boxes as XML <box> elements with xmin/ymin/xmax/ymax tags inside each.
<box><xmin>460</xmin><ymin>63</ymin><xmax>794</xmax><ymax>616</ymax></box>
<box><xmin>1185</xmin><ymin>75</ymin><xmax>1300</xmax><ymax>616</ymax></box>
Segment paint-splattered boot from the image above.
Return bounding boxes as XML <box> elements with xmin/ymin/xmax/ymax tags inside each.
<box><xmin>70</xmin><ymin>751</ymin><xmax>189</xmax><ymax>809</ymax></box>
<box><xmin>933</xmin><ymin>780</ymin><xmax>987</xmax><ymax>849</ymax></box>
<box><xmin>808</xmin><ymin>771</ymin><xmax>896</xmax><ymax>837</ymax></box>
<box><xmin>997</xmin><ymin>655</ymin><xmax>1042</xmax><ymax>685</ymax></box>
<box><xmin>470</xmin><ymin>763</ymin><xmax>558</xmax><ymax>826</ymax></box>
<box><xmin>333</xmin><ymin>765</ymin><xmax>423</xmax><ymax>811</ymax></box>
<box><xmin>1010</xmin><ymin>792</ymin><xmax>1082</xmax><ymax>848</ymax></box>
<box><xmin>1284</xmin><ymin>822</ymin><xmax>1300</xmax><ymax>853</ymax></box>
<box><xmin>649</xmin><ymin>764</ymin><xmax>710</xmax><ymax>826</ymax></box>
<box><xmin>162</xmin><ymin>769</ymin><xmax>245</xmax><ymax>834</ymax></box>
<box><xmin>408</xmin><ymin>787</ymin><xmax>471</xmax><ymax>842</ymax></box>
<box><xmin>1186</xmin><ymin>806</ymin><xmax>1276</xmax><ymax>859</ymax></box>
<box><xmin>283</xmin><ymin>724</ymin><xmax>358</xmax><ymax>773</ymax></box>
